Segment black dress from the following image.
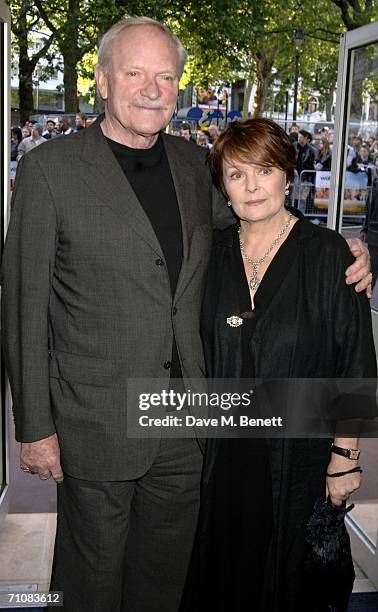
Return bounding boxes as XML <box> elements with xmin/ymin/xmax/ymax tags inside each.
<box><xmin>181</xmin><ymin>209</ymin><xmax>377</xmax><ymax>612</ymax></box>
<box><xmin>195</xmin><ymin>232</ymin><xmax>274</xmax><ymax>611</ymax></box>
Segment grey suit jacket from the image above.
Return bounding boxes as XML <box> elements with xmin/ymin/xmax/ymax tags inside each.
<box><xmin>1</xmin><ymin>117</ymin><xmax>230</xmax><ymax>480</ymax></box>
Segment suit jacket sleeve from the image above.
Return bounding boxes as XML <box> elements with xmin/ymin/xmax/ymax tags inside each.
<box><xmin>1</xmin><ymin>153</ymin><xmax>58</xmax><ymax>442</ymax></box>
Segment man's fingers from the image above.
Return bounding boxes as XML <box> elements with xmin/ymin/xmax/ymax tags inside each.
<box><xmin>38</xmin><ymin>471</ymin><xmax>52</xmax><ymax>480</ymax></box>
<box><xmin>354</xmin><ymin>272</ymin><xmax>373</xmax><ymax>295</ymax></box>
<box><xmin>50</xmin><ymin>462</ymin><xmax>64</xmax><ymax>482</ymax></box>
<box><xmin>20</xmin><ymin>435</ymin><xmax>62</xmax><ymax>482</ymax></box>
<box><xmin>346</xmin><ymin>268</ymin><xmax>371</xmax><ymax>290</ymax></box>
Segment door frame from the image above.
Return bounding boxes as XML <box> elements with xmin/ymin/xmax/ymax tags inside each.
<box><xmin>0</xmin><ymin>0</ymin><xmax>11</xmax><ymax>529</ymax></box>
<box><xmin>329</xmin><ymin>20</ymin><xmax>378</xmax><ymax>588</ymax></box>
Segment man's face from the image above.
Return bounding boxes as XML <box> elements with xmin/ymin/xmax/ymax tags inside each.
<box><xmin>31</xmin><ymin>126</ymin><xmax>40</xmax><ymax>139</ymax></box>
<box><xmin>181</xmin><ymin>129</ymin><xmax>190</xmax><ymax>141</ymax></box>
<box><xmin>208</xmin><ymin>126</ymin><xmax>219</xmax><ymax>141</ymax></box>
<box><xmin>47</xmin><ymin>121</ymin><xmax>55</xmax><ymax>132</ymax></box>
<box><xmin>352</xmin><ymin>137</ymin><xmax>361</xmax><ymax>150</ymax></box>
<box><xmin>75</xmin><ymin>115</ymin><xmax>84</xmax><ymax>126</ymax></box>
<box><xmin>298</xmin><ymin>133</ymin><xmax>308</xmax><ymax>146</ymax></box>
<box><xmin>96</xmin><ymin>26</ymin><xmax>179</xmax><ymax>143</ymax></box>
<box><xmin>360</xmin><ymin>147</ymin><xmax>369</xmax><ymax>161</ymax></box>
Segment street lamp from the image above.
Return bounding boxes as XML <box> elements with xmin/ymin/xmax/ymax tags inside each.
<box><xmin>33</xmin><ymin>65</ymin><xmax>41</xmax><ymax>112</ymax></box>
<box><xmin>284</xmin><ymin>78</ymin><xmax>291</xmax><ymax>129</ymax></box>
<box><xmin>292</xmin><ymin>28</ymin><xmax>305</xmax><ymax>122</ymax></box>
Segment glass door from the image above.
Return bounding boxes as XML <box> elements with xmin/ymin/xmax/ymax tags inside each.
<box><xmin>329</xmin><ymin>20</ymin><xmax>378</xmax><ymax>588</ymax></box>
<box><xmin>0</xmin><ymin>0</ymin><xmax>11</xmax><ymax>525</ymax></box>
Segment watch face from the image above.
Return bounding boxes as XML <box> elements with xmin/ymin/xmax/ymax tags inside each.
<box><xmin>349</xmin><ymin>449</ymin><xmax>360</xmax><ymax>460</ymax></box>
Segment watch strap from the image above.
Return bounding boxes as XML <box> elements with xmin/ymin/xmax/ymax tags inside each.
<box><xmin>331</xmin><ymin>443</ymin><xmax>360</xmax><ymax>460</ymax></box>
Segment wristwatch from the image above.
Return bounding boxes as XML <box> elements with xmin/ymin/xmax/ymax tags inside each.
<box><xmin>331</xmin><ymin>443</ymin><xmax>360</xmax><ymax>461</ymax></box>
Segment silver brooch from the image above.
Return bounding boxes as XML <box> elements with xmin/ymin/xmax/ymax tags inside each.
<box><xmin>226</xmin><ymin>315</ymin><xmax>243</xmax><ymax>328</ymax></box>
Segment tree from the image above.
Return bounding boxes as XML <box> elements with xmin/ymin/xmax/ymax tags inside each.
<box><xmin>8</xmin><ymin>0</ymin><xmax>55</xmax><ymax>124</ymax></box>
<box><xmin>34</xmin><ymin>0</ymin><xmax>97</xmax><ymax>113</ymax></box>
<box><xmin>330</xmin><ymin>0</ymin><xmax>378</xmax><ymax>29</ymax></box>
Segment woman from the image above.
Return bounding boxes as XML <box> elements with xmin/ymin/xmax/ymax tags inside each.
<box><xmin>314</xmin><ymin>136</ymin><xmax>332</xmax><ymax>170</ymax></box>
<box><xmin>11</xmin><ymin>127</ymin><xmax>22</xmax><ymax>162</ymax></box>
<box><xmin>21</xmin><ymin>125</ymin><xmax>31</xmax><ymax>139</ymax></box>
<box><xmin>182</xmin><ymin>119</ymin><xmax>376</xmax><ymax>612</ymax></box>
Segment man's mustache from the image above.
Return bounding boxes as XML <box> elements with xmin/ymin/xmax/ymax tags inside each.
<box><xmin>132</xmin><ymin>101</ymin><xmax>168</xmax><ymax>110</ymax></box>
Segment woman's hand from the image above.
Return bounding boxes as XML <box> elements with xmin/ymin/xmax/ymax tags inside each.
<box><xmin>326</xmin><ymin>455</ymin><xmax>362</xmax><ymax>507</ymax></box>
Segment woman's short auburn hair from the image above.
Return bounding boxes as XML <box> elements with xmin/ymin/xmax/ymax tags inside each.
<box><xmin>207</xmin><ymin>118</ymin><xmax>297</xmax><ymax>199</ymax></box>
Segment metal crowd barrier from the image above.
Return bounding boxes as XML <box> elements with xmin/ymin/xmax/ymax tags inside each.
<box><xmin>290</xmin><ymin>170</ymin><xmax>371</xmax><ymax>224</ymax></box>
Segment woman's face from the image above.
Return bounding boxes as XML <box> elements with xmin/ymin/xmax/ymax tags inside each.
<box><xmin>223</xmin><ymin>159</ymin><xmax>287</xmax><ymax>224</ymax></box>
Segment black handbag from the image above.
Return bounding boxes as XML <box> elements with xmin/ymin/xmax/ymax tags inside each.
<box><xmin>304</xmin><ymin>497</ymin><xmax>355</xmax><ymax>612</ymax></box>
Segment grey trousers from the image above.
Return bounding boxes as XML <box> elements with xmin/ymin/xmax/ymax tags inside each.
<box><xmin>49</xmin><ymin>438</ymin><xmax>203</xmax><ymax>612</ymax></box>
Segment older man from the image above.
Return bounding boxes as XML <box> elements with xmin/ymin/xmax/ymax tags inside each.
<box><xmin>1</xmin><ymin>16</ymin><xmax>371</xmax><ymax>612</ymax></box>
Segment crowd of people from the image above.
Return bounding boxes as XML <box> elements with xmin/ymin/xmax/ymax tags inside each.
<box><xmin>174</xmin><ymin>120</ymin><xmax>378</xmax><ymax>186</ymax></box>
<box><xmin>10</xmin><ymin>113</ymin><xmax>91</xmax><ymax>161</ymax></box>
<box><xmin>12</xmin><ymin>111</ymin><xmax>378</xmax><ymax>182</ymax></box>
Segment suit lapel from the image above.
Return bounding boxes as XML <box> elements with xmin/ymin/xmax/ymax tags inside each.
<box><xmin>78</xmin><ymin>120</ymin><xmax>201</xmax><ymax>297</ymax></box>
<box><xmin>162</xmin><ymin>134</ymin><xmax>198</xmax><ymax>301</ymax></box>
<box><xmin>79</xmin><ymin>117</ymin><xmax>163</xmax><ymax>256</ymax></box>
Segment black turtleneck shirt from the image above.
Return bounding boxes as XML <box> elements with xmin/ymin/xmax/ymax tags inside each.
<box><xmin>106</xmin><ymin>133</ymin><xmax>183</xmax><ymax>378</ymax></box>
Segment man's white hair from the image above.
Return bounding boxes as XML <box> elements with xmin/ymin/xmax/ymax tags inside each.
<box><xmin>97</xmin><ymin>16</ymin><xmax>187</xmax><ymax>77</ymax></box>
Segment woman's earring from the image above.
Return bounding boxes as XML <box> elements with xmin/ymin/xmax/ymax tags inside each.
<box><xmin>285</xmin><ymin>185</ymin><xmax>290</xmax><ymax>196</ymax></box>
<box><xmin>227</xmin><ymin>201</ymin><xmax>232</xmax><ymax>207</ymax></box>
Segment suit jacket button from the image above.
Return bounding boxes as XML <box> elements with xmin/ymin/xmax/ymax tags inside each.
<box><xmin>155</xmin><ymin>258</ymin><xmax>165</xmax><ymax>266</ymax></box>
<box><xmin>164</xmin><ymin>361</ymin><xmax>172</xmax><ymax>370</ymax></box>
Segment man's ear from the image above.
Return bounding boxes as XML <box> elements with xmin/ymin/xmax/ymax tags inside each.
<box><xmin>95</xmin><ymin>64</ymin><xmax>108</xmax><ymax>100</ymax></box>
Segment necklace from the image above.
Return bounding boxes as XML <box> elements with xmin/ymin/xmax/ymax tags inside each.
<box><xmin>239</xmin><ymin>212</ymin><xmax>293</xmax><ymax>291</ymax></box>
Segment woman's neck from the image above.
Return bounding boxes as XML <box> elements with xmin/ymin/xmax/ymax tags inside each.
<box><xmin>239</xmin><ymin>208</ymin><xmax>290</xmax><ymax>246</ymax></box>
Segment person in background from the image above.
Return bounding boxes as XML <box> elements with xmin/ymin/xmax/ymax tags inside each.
<box><xmin>295</xmin><ymin>129</ymin><xmax>315</xmax><ymax>179</ymax></box>
<box><xmin>347</xmin><ymin>135</ymin><xmax>362</xmax><ymax>168</ymax></box>
<box><xmin>197</xmin><ymin>131</ymin><xmax>210</xmax><ymax>149</ymax></box>
<box><xmin>75</xmin><ymin>113</ymin><xmax>87</xmax><ymax>131</ymax></box>
<box><xmin>314</xmin><ymin>137</ymin><xmax>332</xmax><ymax>171</ymax></box>
<box><xmin>58</xmin><ymin>115</ymin><xmax>74</xmax><ymax>136</ymax></box>
<box><xmin>16</xmin><ymin>123</ymin><xmax>46</xmax><ymax>160</ymax></box>
<box><xmin>319</xmin><ymin>126</ymin><xmax>330</xmax><ymax>140</ymax></box>
<box><xmin>370</xmin><ymin>139</ymin><xmax>378</xmax><ymax>157</ymax></box>
<box><xmin>21</xmin><ymin>125</ymin><xmax>31</xmax><ymax>139</ymax></box>
<box><xmin>42</xmin><ymin>120</ymin><xmax>57</xmax><ymax>140</ymax></box>
<box><xmin>181</xmin><ymin>123</ymin><xmax>194</xmax><ymax>142</ymax></box>
<box><xmin>349</xmin><ymin>145</ymin><xmax>376</xmax><ymax>187</ymax></box>
<box><xmin>11</xmin><ymin>127</ymin><xmax>23</xmax><ymax>162</ymax></box>
<box><xmin>208</xmin><ymin>123</ymin><xmax>220</xmax><ymax>146</ymax></box>
<box><xmin>289</xmin><ymin>122</ymin><xmax>299</xmax><ymax>142</ymax></box>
